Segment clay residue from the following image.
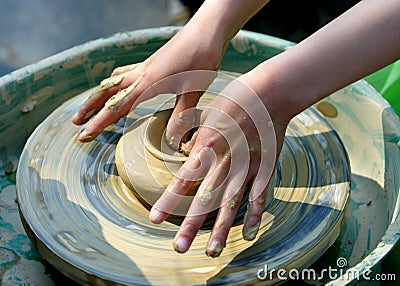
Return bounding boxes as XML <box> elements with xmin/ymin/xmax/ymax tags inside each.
<box><xmin>207</xmin><ymin>240</ymin><xmax>223</xmax><ymax>257</ymax></box>
<box><xmin>63</xmin><ymin>54</ymin><xmax>89</xmax><ymax>69</ymax></box>
<box><xmin>104</xmin><ymin>75</ymin><xmax>142</xmax><ymax>110</ymax></box>
<box><xmin>33</xmin><ymin>68</ymin><xmax>53</xmax><ymax>81</ymax></box>
<box><xmin>91</xmin><ymin>60</ymin><xmax>115</xmax><ymax>79</ymax></box>
<box><xmin>215</xmin><ymin>122</ymin><xmax>228</xmax><ymax>130</ymax></box>
<box><xmin>20</xmin><ymin>86</ymin><xmax>55</xmax><ymax>113</ymax></box>
<box><xmin>1</xmin><ymin>85</ymin><xmax>13</xmax><ymax>105</ymax></box>
<box><xmin>231</xmin><ymin>35</ymin><xmax>251</xmax><ymax>54</ymax></box>
<box><xmin>227</xmin><ymin>199</ymin><xmax>236</xmax><ymax>209</ymax></box>
<box><xmin>104</xmin><ymin>61</ymin><xmax>148</xmax><ymax>110</ymax></box>
<box><xmin>95</xmin><ymin>74</ymin><xmax>125</xmax><ymax>93</ymax></box>
<box><xmin>243</xmin><ymin>221</ymin><xmax>261</xmax><ymax>241</ymax></box>
<box><xmin>198</xmin><ymin>185</ymin><xmax>214</xmax><ymax>206</ymax></box>
<box><xmin>316</xmin><ymin>101</ymin><xmax>338</xmax><ymax>118</ymax></box>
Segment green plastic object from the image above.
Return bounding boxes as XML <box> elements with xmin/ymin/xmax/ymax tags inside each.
<box><xmin>365</xmin><ymin>60</ymin><xmax>400</xmax><ymax>115</ymax></box>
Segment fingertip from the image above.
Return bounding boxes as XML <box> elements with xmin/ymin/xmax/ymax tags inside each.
<box><xmin>173</xmin><ymin>237</ymin><xmax>190</xmax><ymax>254</ymax></box>
<box><xmin>72</xmin><ymin>112</ymin><xmax>84</xmax><ymax>125</ymax></box>
<box><xmin>149</xmin><ymin>208</ymin><xmax>167</xmax><ymax>224</ymax></box>
<box><xmin>242</xmin><ymin>193</ymin><xmax>267</xmax><ymax>240</ymax></box>
<box><xmin>243</xmin><ymin>218</ymin><xmax>261</xmax><ymax>241</ymax></box>
<box><xmin>206</xmin><ymin>239</ymin><xmax>224</xmax><ymax>258</ymax></box>
<box><xmin>76</xmin><ymin>129</ymin><xmax>97</xmax><ymax>143</ymax></box>
<box><xmin>72</xmin><ymin>108</ymin><xmax>97</xmax><ymax>125</ymax></box>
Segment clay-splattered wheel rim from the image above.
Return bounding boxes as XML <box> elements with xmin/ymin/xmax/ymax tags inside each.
<box><xmin>16</xmin><ymin>73</ymin><xmax>350</xmax><ymax>285</ymax></box>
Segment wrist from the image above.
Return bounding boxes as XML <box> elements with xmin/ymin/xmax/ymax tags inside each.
<box><xmin>186</xmin><ymin>0</ymin><xmax>268</xmax><ymax>44</ymax></box>
<box><xmin>239</xmin><ymin>59</ymin><xmax>302</xmax><ymax>127</ymax></box>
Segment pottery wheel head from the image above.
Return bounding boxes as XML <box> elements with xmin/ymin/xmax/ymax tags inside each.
<box><xmin>17</xmin><ymin>71</ymin><xmax>351</xmax><ymax>285</ymax></box>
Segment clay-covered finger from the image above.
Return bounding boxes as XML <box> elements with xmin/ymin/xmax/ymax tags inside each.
<box><xmin>76</xmin><ymin>106</ymin><xmax>128</xmax><ymax>142</ymax></box>
<box><xmin>205</xmin><ymin>172</ymin><xmax>248</xmax><ymax>257</ymax></box>
<box><xmin>149</xmin><ymin>146</ymin><xmax>215</xmax><ymax>223</ymax></box>
<box><xmin>242</xmin><ymin>181</ymin><xmax>268</xmax><ymax>241</ymax></box>
<box><xmin>172</xmin><ymin>158</ymin><xmax>229</xmax><ymax>254</ymax></box>
<box><xmin>72</xmin><ymin>60</ymin><xmax>149</xmax><ymax>126</ymax></box>
<box><xmin>76</xmin><ymin>74</ymin><xmax>146</xmax><ymax>142</ymax></box>
<box><xmin>172</xmin><ymin>214</ymin><xmax>206</xmax><ymax>254</ymax></box>
<box><xmin>72</xmin><ymin>72</ymin><xmax>138</xmax><ymax>125</ymax></box>
<box><xmin>165</xmin><ymin>92</ymin><xmax>203</xmax><ymax>149</ymax></box>
<box><xmin>149</xmin><ymin>168</ymin><xmax>199</xmax><ymax>224</ymax></box>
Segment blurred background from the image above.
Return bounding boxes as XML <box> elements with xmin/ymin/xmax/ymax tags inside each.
<box><xmin>0</xmin><ymin>0</ymin><xmax>359</xmax><ymax>76</ymax></box>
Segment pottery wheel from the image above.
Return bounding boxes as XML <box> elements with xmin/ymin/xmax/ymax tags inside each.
<box><xmin>17</xmin><ymin>73</ymin><xmax>350</xmax><ymax>285</ymax></box>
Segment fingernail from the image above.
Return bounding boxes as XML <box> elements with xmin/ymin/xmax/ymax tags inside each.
<box><xmin>77</xmin><ymin>129</ymin><xmax>96</xmax><ymax>143</ymax></box>
<box><xmin>243</xmin><ymin>221</ymin><xmax>261</xmax><ymax>241</ymax></box>
<box><xmin>173</xmin><ymin>237</ymin><xmax>189</xmax><ymax>253</ymax></box>
<box><xmin>149</xmin><ymin>209</ymin><xmax>163</xmax><ymax>224</ymax></box>
<box><xmin>206</xmin><ymin>240</ymin><xmax>223</xmax><ymax>258</ymax></box>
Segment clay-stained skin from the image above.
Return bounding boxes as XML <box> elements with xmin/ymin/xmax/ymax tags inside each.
<box><xmin>99</xmin><ymin>60</ymin><xmax>149</xmax><ymax>110</ymax></box>
<box><xmin>215</xmin><ymin>121</ymin><xmax>229</xmax><ymax>130</ymax></box>
<box><xmin>242</xmin><ymin>216</ymin><xmax>261</xmax><ymax>241</ymax></box>
<box><xmin>83</xmin><ymin>109</ymin><xmax>96</xmax><ymax>120</ymax></box>
<box><xmin>227</xmin><ymin>199</ymin><xmax>236</xmax><ymax>209</ymax></box>
<box><xmin>180</xmin><ymin>142</ymin><xmax>191</xmax><ymax>156</ymax></box>
<box><xmin>256</xmin><ymin>198</ymin><xmax>265</xmax><ymax>205</ymax></box>
<box><xmin>197</xmin><ymin>185</ymin><xmax>214</xmax><ymax>206</ymax></box>
<box><xmin>95</xmin><ymin>74</ymin><xmax>125</xmax><ymax>93</ymax></box>
<box><xmin>104</xmin><ymin>75</ymin><xmax>143</xmax><ymax>110</ymax></box>
<box><xmin>206</xmin><ymin>240</ymin><xmax>223</xmax><ymax>258</ymax></box>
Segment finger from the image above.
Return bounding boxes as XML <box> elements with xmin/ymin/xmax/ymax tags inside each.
<box><xmin>149</xmin><ymin>145</ymin><xmax>216</xmax><ymax>223</ymax></box>
<box><xmin>76</xmin><ymin>74</ymin><xmax>145</xmax><ymax>142</ymax></box>
<box><xmin>242</xmin><ymin>146</ymin><xmax>276</xmax><ymax>241</ymax></box>
<box><xmin>173</xmin><ymin>214</ymin><xmax>206</xmax><ymax>254</ymax></box>
<box><xmin>172</xmin><ymin>157</ymin><xmax>229</xmax><ymax>254</ymax></box>
<box><xmin>206</xmin><ymin>170</ymin><xmax>248</xmax><ymax>257</ymax></box>
<box><xmin>72</xmin><ymin>61</ymin><xmax>148</xmax><ymax>125</ymax></box>
<box><xmin>242</xmin><ymin>180</ymin><xmax>269</xmax><ymax>241</ymax></box>
<box><xmin>72</xmin><ymin>71</ymin><xmax>138</xmax><ymax>125</ymax></box>
<box><xmin>165</xmin><ymin>91</ymin><xmax>202</xmax><ymax>149</ymax></box>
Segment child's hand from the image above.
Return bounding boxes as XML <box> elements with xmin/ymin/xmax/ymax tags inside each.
<box><xmin>149</xmin><ymin>77</ymin><xmax>286</xmax><ymax>257</ymax></box>
<box><xmin>72</xmin><ymin>25</ymin><xmax>227</xmax><ymax>146</ymax></box>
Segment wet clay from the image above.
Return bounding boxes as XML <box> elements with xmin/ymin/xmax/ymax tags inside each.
<box><xmin>17</xmin><ymin>73</ymin><xmax>351</xmax><ymax>285</ymax></box>
<box><xmin>115</xmin><ymin>108</ymin><xmax>205</xmax><ymax>219</ymax></box>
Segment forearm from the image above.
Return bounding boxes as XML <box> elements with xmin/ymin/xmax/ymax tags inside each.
<box><xmin>245</xmin><ymin>0</ymin><xmax>400</xmax><ymax>123</ymax></box>
<box><xmin>184</xmin><ymin>0</ymin><xmax>269</xmax><ymax>44</ymax></box>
